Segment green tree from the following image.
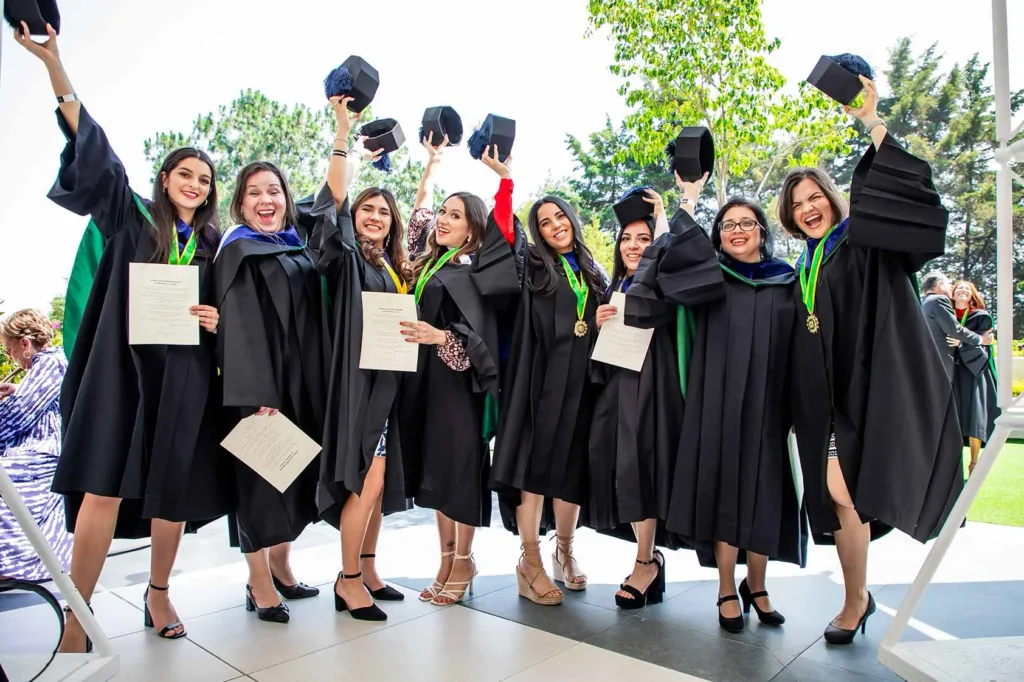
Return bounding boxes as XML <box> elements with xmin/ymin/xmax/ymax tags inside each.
<box><xmin>49</xmin><ymin>294</ymin><xmax>65</xmax><ymax>349</ymax></box>
<box><xmin>587</xmin><ymin>0</ymin><xmax>851</xmax><ymax>206</ymax></box>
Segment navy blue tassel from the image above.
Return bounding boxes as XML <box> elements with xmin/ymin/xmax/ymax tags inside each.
<box><xmin>664</xmin><ymin>139</ymin><xmax>676</xmax><ymax>161</ymax></box>
<box><xmin>323</xmin><ymin>66</ymin><xmax>354</xmax><ymax>99</ymax></box>
<box><xmin>827</xmin><ymin>53</ymin><xmax>873</xmax><ymax>80</ymax></box>
<box><xmin>618</xmin><ymin>185</ymin><xmax>654</xmax><ymax>203</ymax></box>
<box><xmin>468</xmin><ymin>118</ymin><xmax>493</xmax><ymax>160</ymax></box>
<box><xmin>373</xmin><ymin>153</ymin><xmax>392</xmax><ymax>173</ymax></box>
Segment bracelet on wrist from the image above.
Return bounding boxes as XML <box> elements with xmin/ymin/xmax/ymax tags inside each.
<box><xmin>864</xmin><ymin>118</ymin><xmax>885</xmax><ymax>134</ymax></box>
<box><xmin>331</xmin><ymin>149</ymin><xmax>348</xmax><ymax>158</ymax></box>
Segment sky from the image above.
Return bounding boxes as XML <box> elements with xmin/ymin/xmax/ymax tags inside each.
<box><xmin>0</xmin><ymin>0</ymin><xmax>1020</xmax><ymax>313</ymax></box>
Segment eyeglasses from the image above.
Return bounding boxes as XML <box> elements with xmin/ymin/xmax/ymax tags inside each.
<box><xmin>719</xmin><ymin>219</ymin><xmax>761</xmax><ymax>232</ymax></box>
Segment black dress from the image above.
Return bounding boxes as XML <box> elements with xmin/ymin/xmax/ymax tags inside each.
<box><xmin>953</xmin><ymin>309</ymin><xmax>998</xmax><ymax>444</ymax></box>
<box><xmin>790</xmin><ymin>133</ymin><xmax>963</xmax><ymax>545</ymax></box>
<box><xmin>310</xmin><ymin>188</ymin><xmax>410</xmax><ymax>525</ymax></box>
<box><xmin>491</xmin><ymin>251</ymin><xmax>601</xmax><ymax>534</ymax></box>
<box><xmin>48</xmin><ymin>106</ymin><xmax>235</xmax><ymax>538</ymax></box>
<box><xmin>636</xmin><ymin>213</ymin><xmax>808</xmax><ymax>566</ymax></box>
<box><xmin>214</xmin><ymin>225</ymin><xmax>327</xmax><ymax>553</ymax></box>
<box><xmin>400</xmin><ymin>213</ymin><xmax>525</xmax><ymax>527</ymax></box>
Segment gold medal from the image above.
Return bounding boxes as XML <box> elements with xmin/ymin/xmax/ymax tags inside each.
<box><xmin>806</xmin><ymin>314</ymin><xmax>819</xmax><ymax>334</ymax></box>
<box><xmin>574</xmin><ymin>320</ymin><xmax>588</xmax><ymax>337</ymax></box>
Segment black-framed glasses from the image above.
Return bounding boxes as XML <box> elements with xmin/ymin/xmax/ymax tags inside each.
<box><xmin>719</xmin><ymin>219</ymin><xmax>761</xmax><ymax>232</ymax></box>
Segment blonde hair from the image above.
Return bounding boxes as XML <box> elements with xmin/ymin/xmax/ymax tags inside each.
<box><xmin>0</xmin><ymin>309</ymin><xmax>54</xmax><ymax>349</ymax></box>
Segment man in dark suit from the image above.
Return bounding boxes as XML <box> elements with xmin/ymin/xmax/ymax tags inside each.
<box><xmin>921</xmin><ymin>271</ymin><xmax>993</xmax><ymax>380</ymax></box>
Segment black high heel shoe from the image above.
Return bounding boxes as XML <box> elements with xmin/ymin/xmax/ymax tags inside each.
<box><xmin>334</xmin><ymin>572</ymin><xmax>387</xmax><ymax>621</ymax></box>
<box><xmin>360</xmin><ymin>554</ymin><xmax>404</xmax><ymax>601</ymax></box>
<box><xmin>824</xmin><ymin>592</ymin><xmax>875</xmax><ymax>645</ymax></box>
<box><xmin>62</xmin><ymin>603</ymin><xmax>94</xmax><ymax>653</ymax></box>
<box><xmin>245</xmin><ymin>585</ymin><xmax>290</xmax><ymax>623</ymax></box>
<box><xmin>144</xmin><ymin>583</ymin><xmax>187</xmax><ymax>639</ymax></box>
<box><xmin>739</xmin><ymin>578</ymin><xmax>785</xmax><ymax>626</ymax></box>
<box><xmin>614</xmin><ymin>553</ymin><xmax>666</xmax><ymax>610</ymax></box>
<box><xmin>271</xmin><ymin>575</ymin><xmax>320</xmax><ymax>600</ymax></box>
<box><xmin>717</xmin><ymin>594</ymin><xmax>745</xmax><ymax>633</ymax></box>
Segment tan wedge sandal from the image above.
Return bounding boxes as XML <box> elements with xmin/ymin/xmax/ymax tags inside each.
<box><xmin>517</xmin><ymin>541</ymin><xmax>564</xmax><ymax>605</ymax></box>
<box><xmin>551</xmin><ymin>535</ymin><xmax>588</xmax><ymax>591</ymax></box>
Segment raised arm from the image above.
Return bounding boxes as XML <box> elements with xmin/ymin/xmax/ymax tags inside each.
<box><xmin>326</xmin><ymin>96</ymin><xmax>360</xmax><ymax>208</ymax></box>
<box><xmin>414</xmin><ymin>132</ymin><xmax>447</xmax><ymax>211</ymax></box>
<box><xmin>481</xmin><ymin>145</ymin><xmax>515</xmax><ymax>244</ymax></box>
<box><xmin>15</xmin><ymin>23</ymin><xmax>80</xmax><ymax>135</ymax></box>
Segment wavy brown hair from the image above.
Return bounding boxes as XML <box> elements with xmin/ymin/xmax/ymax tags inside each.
<box><xmin>149</xmin><ymin>148</ymin><xmax>220</xmax><ymax>262</ymax></box>
<box><xmin>776</xmin><ymin>167</ymin><xmax>849</xmax><ymax>240</ymax></box>
<box><xmin>953</xmin><ymin>280</ymin><xmax>986</xmax><ymax>310</ymax></box>
<box><xmin>412</xmin><ymin>192</ymin><xmax>488</xmax><ymax>279</ymax></box>
<box><xmin>351</xmin><ymin>187</ymin><xmax>414</xmax><ymax>285</ymax></box>
<box><xmin>229</xmin><ymin>161</ymin><xmax>298</xmax><ymax>230</ymax></box>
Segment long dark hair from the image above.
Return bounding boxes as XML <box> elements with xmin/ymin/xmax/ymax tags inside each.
<box><xmin>711</xmin><ymin>197</ymin><xmax>775</xmax><ymax>262</ymax></box>
<box><xmin>776</xmin><ymin>167</ymin><xmax>849</xmax><ymax>239</ymax></box>
<box><xmin>412</xmin><ymin>192</ymin><xmax>488</xmax><ymax>279</ymax></box>
<box><xmin>526</xmin><ymin>196</ymin><xmax>606</xmax><ymax>297</ymax></box>
<box><xmin>149</xmin><ymin>148</ymin><xmax>220</xmax><ymax>263</ymax></box>
<box><xmin>608</xmin><ymin>217</ymin><xmax>655</xmax><ymax>299</ymax></box>
<box><xmin>351</xmin><ymin>187</ymin><xmax>414</xmax><ymax>285</ymax></box>
<box><xmin>229</xmin><ymin>161</ymin><xmax>298</xmax><ymax>231</ymax></box>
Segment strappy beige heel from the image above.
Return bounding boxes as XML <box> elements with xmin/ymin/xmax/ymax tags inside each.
<box><xmin>420</xmin><ymin>549</ymin><xmax>455</xmax><ymax>602</ymax></box>
<box><xmin>551</xmin><ymin>535</ymin><xmax>587</xmax><ymax>591</ymax></box>
<box><xmin>517</xmin><ymin>541</ymin><xmax>564</xmax><ymax>605</ymax></box>
<box><xmin>431</xmin><ymin>553</ymin><xmax>477</xmax><ymax>605</ymax></box>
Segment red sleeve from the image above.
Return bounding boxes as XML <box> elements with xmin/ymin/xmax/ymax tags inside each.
<box><xmin>493</xmin><ymin>177</ymin><xmax>514</xmax><ymax>245</ymax></box>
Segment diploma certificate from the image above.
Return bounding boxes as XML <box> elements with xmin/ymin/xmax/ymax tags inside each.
<box><xmin>359</xmin><ymin>291</ymin><xmax>419</xmax><ymax>372</ymax></box>
<box><xmin>591</xmin><ymin>292</ymin><xmax>655</xmax><ymax>372</ymax></box>
<box><xmin>221</xmin><ymin>412</ymin><xmax>322</xmax><ymax>493</ymax></box>
<box><xmin>128</xmin><ymin>263</ymin><xmax>200</xmax><ymax>345</ymax></box>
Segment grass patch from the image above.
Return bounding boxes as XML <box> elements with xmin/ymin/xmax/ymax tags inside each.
<box><xmin>965</xmin><ymin>441</ymin><xmax>1024</xmax><ymax>527</ymax></box>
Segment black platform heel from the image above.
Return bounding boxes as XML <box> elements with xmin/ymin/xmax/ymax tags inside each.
<box><xmin>143</xmin><ymin>583</ymin><xmax>187</xmax><ymax>639</ymax></box>
<box><xmin>824</xmin><ymin>592</ymin><xmax>875</xmax><ymax>645</ymax></box>
<box><xmin>271</xmin><ymin>574</ymin><xmax>320</xmax><ymax>600</ymax></box>
<box><xmin>717</xmin><ymin>594</ymin><xmax>745</xmax><ymax>633</ymax></box>
<box><xmin>334</xmin><ymin>572</ymin><xmax>387</xmax><ymax>621</ymax></box>
<box><xmin>614</xmin><ymin>553</ymin><xmax>666</xmax><ymax>610</ymax></box>
<box><xmin>739</xmin><ymin>578</ymin><xmax>785</xmax><ymax>626</ymax></box>
<box><xmin>360</xmin><ymin>554</ymin><xmax>405</xmax><ymax>601</ymax></box>
<box><xmin>62</xmin><ymin>603</ymin><xmax>94</xmax><ymax>653</ymax></box>
<box><xmin>245</xmin><ymin>584</ymin><xmax>290</xmax><ymax>623</ymax></box>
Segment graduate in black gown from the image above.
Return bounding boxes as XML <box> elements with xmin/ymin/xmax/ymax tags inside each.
<box><xmin>400</xmin><ymin>145</ymin><xmax>524</xmax><ymax>606</ymax></box>
<box><xmin>310</xmin><ymin>96</ymin><xmax>418</xmax><ymax>621</ymax></box>
<box><xmin>214</xmin><ymin>162</ymin><xmax>326</xmax><ymax>623</ymax></box>
<box><xmin>951</xmin><ymin>280</ymin><xmax>998</xmax><ymax>475</ymax></box>
<box><xmin>586</xmin><ymin>187</ymin><xmax>679</xmax><ymax>610</ymax></box>
<box><xmin>491</xmin><ymin>197</ymin><xmax>606</xmax><ymax>605</ymax></box>
<box><xmin>642</xmin><ymin>188</ymin><xmax>807</xmax><ymax>631</ymax></box>
<box><xmin>779</xmin><ymin>76</ymin><xmax>962</xmax><ymax>644</ymax></box>
<box><xmin>17</xmin><ymin>27</ymin><xmax>234</xmax><ymax>650</ymax></box>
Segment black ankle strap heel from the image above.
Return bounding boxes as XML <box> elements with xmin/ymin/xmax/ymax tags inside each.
<box><xmin>335</xmin><ymin>572</ymin><xmax>387</xmax><ymax>621</ymax></box>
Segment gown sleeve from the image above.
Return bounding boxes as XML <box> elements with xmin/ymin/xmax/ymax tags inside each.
<box><xmin>470</xmin><ymin>211</ymin><xmax>527</xmax><ymax>302</ymax></box>
<box><xmin>848</xmin><ymin>133</ymin><xmax>949</xmax><ymax>272</ymax></box>
<box><xmin>46</xmin><ymin>106</ymin><xmax>137</xmax><ymax>238</ymax></box>
<box><xmin>310</xmin><ymin>184</ymin><xmax>357</xmax><ymax>286</ymax></box>
<box><xmin>958</xmin><ymin>311</ymin><xmax>994</xmax><ymax>377</ymax></box>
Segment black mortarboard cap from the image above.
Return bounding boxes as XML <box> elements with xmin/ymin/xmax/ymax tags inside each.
<box><xmin>359</xmin><ymin>118</ymin><xmax>405</xmax><ymax>173</ymax></box>
<box><xmin>468</xmin><ymin>114</ymin><xmax>515</xmax><ymax>162</ymax></box>
<box><xmin>420</xmin><ymin>106</ymin><xmax>464</xmax><ymax>146</ymax></box>
<box><xmin>665</xmin><ymin>127</ymin><xmax>714</xmax><ymax>182</ymax></box>
<box><xmin>807</xmin><ymin>54</ymin><xmax>873</xmax><ymax>105</ymax></box>
<box><xmin>4</xmin><ymin>0</ymin><xmax>60</xmax><ymax>36</ymax></box>
<box><xmin>323</xmin><ymin>55</ymin><xmax>379</xmax><ymax>113</ymax></box>
<box><xmin>613</xmin><ymin>186</ymin><xmax>655</xmax><ymax>228</ymax></box>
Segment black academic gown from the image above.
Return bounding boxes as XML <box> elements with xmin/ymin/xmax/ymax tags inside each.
<box><xmin>790</xmin><ymin>133</ymin><xmax>963</xmax><ymax>545</ymax></box>
<box><xmin>310</xmin><ymin>187</ymin><xmax>410</xmax><ymax>526</ymax></box>
<box><xmin>214</xmin><ymin>227</ymin><xmax>327</xmax><ymax>553</ymax></box>
<box><xmin>48</xmin><ymin>106</ymin><xmax>235</xmax><ymax>538</ymax></box>
<box><xmin>953</xmin><ymin>310</ymin><xmax>998</xmax><ymax>444</ymax></box>
<box><xmin>637</xmin><ymin>216</ymin><xmax>808</xmax><ymax>566</ymax></box>
<box><xmin>491</xmin><ymin>252</ymin><xmax>601</xmax><ymax>535</ymax></box>
<box><xmin>586</xmin><ymin>274</ymin><xmax>683</xmax><ymax>532</ymax></box>
<box><xmin>401</xmin><ymin>214</ymin><xmax>526</xmax><ymax>527</ymax></box>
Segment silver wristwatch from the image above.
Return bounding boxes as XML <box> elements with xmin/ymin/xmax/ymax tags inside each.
<box><xmin>56</xmin><ymin>93</ymin><xmax>79</xmax><ymax>104</ymax></box>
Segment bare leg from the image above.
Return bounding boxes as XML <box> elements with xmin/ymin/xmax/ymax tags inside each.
<box><xmin>968</xmin><ymin>438</ymin><xmax>982</xmax><ymax>475</ymax></box>
<box><xmin>421</xmin><ymin>511</ymin><xmax>457</xmax><ymax>600</ymax></box>
<box><xmin>714</xmin><ymin>541</ymin><xmax>741</xmax><ymax>618</ymax></box>
<box><xmin>59</xmin><ymin>493</ymin><xmax>121</xmax><ymax>653</ymax></box>
<box><xmin>245</xmin><ymin>549</ymin><xmax>280</xmax><ymax>608</ymax></box>
<box><xmin>617</xmin><ymin>518</ymin><xmax>658</xmax><ymax>601</ymax></box>
<box><xmin>360</xmin><ymin>497</ymin><xmax>386</xmax><ymax>590</ymax></box>
<box><xmin>516</xmin><ymin>492</ymin><xmax>561</xmax><ymax>598</ymax></box>
<box><xmin>335</xmin><ymin>456</ymin><xmax>386</xmax><ymax>610</ymax></box>
<box><xmin>552</xmin><ymin>498</ymin><xmax>586</xmax><ymax>589</ymax></box>
<box><xmin>268</xmin><ymin>541</ymin><xmax>297</xmax><ymax>586</ymax></box>
<box><xmin>744</xmin><ymin>551</ymin><xmax>774</xmax><ymax>612</ymax></box>
<box><xmin>828</xmin><ymin>459</ymin><xmax>870</xmax><ymax>629</ymax></box>
<box><xmin>433</xmin><ymin>521</ymin><xmax>477</xmax><ymax>605</ymax></box>
<box><xmin>147</xmin><ymin>519</ymin><xmax>186</xmax><ymax>637</ymax></box>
